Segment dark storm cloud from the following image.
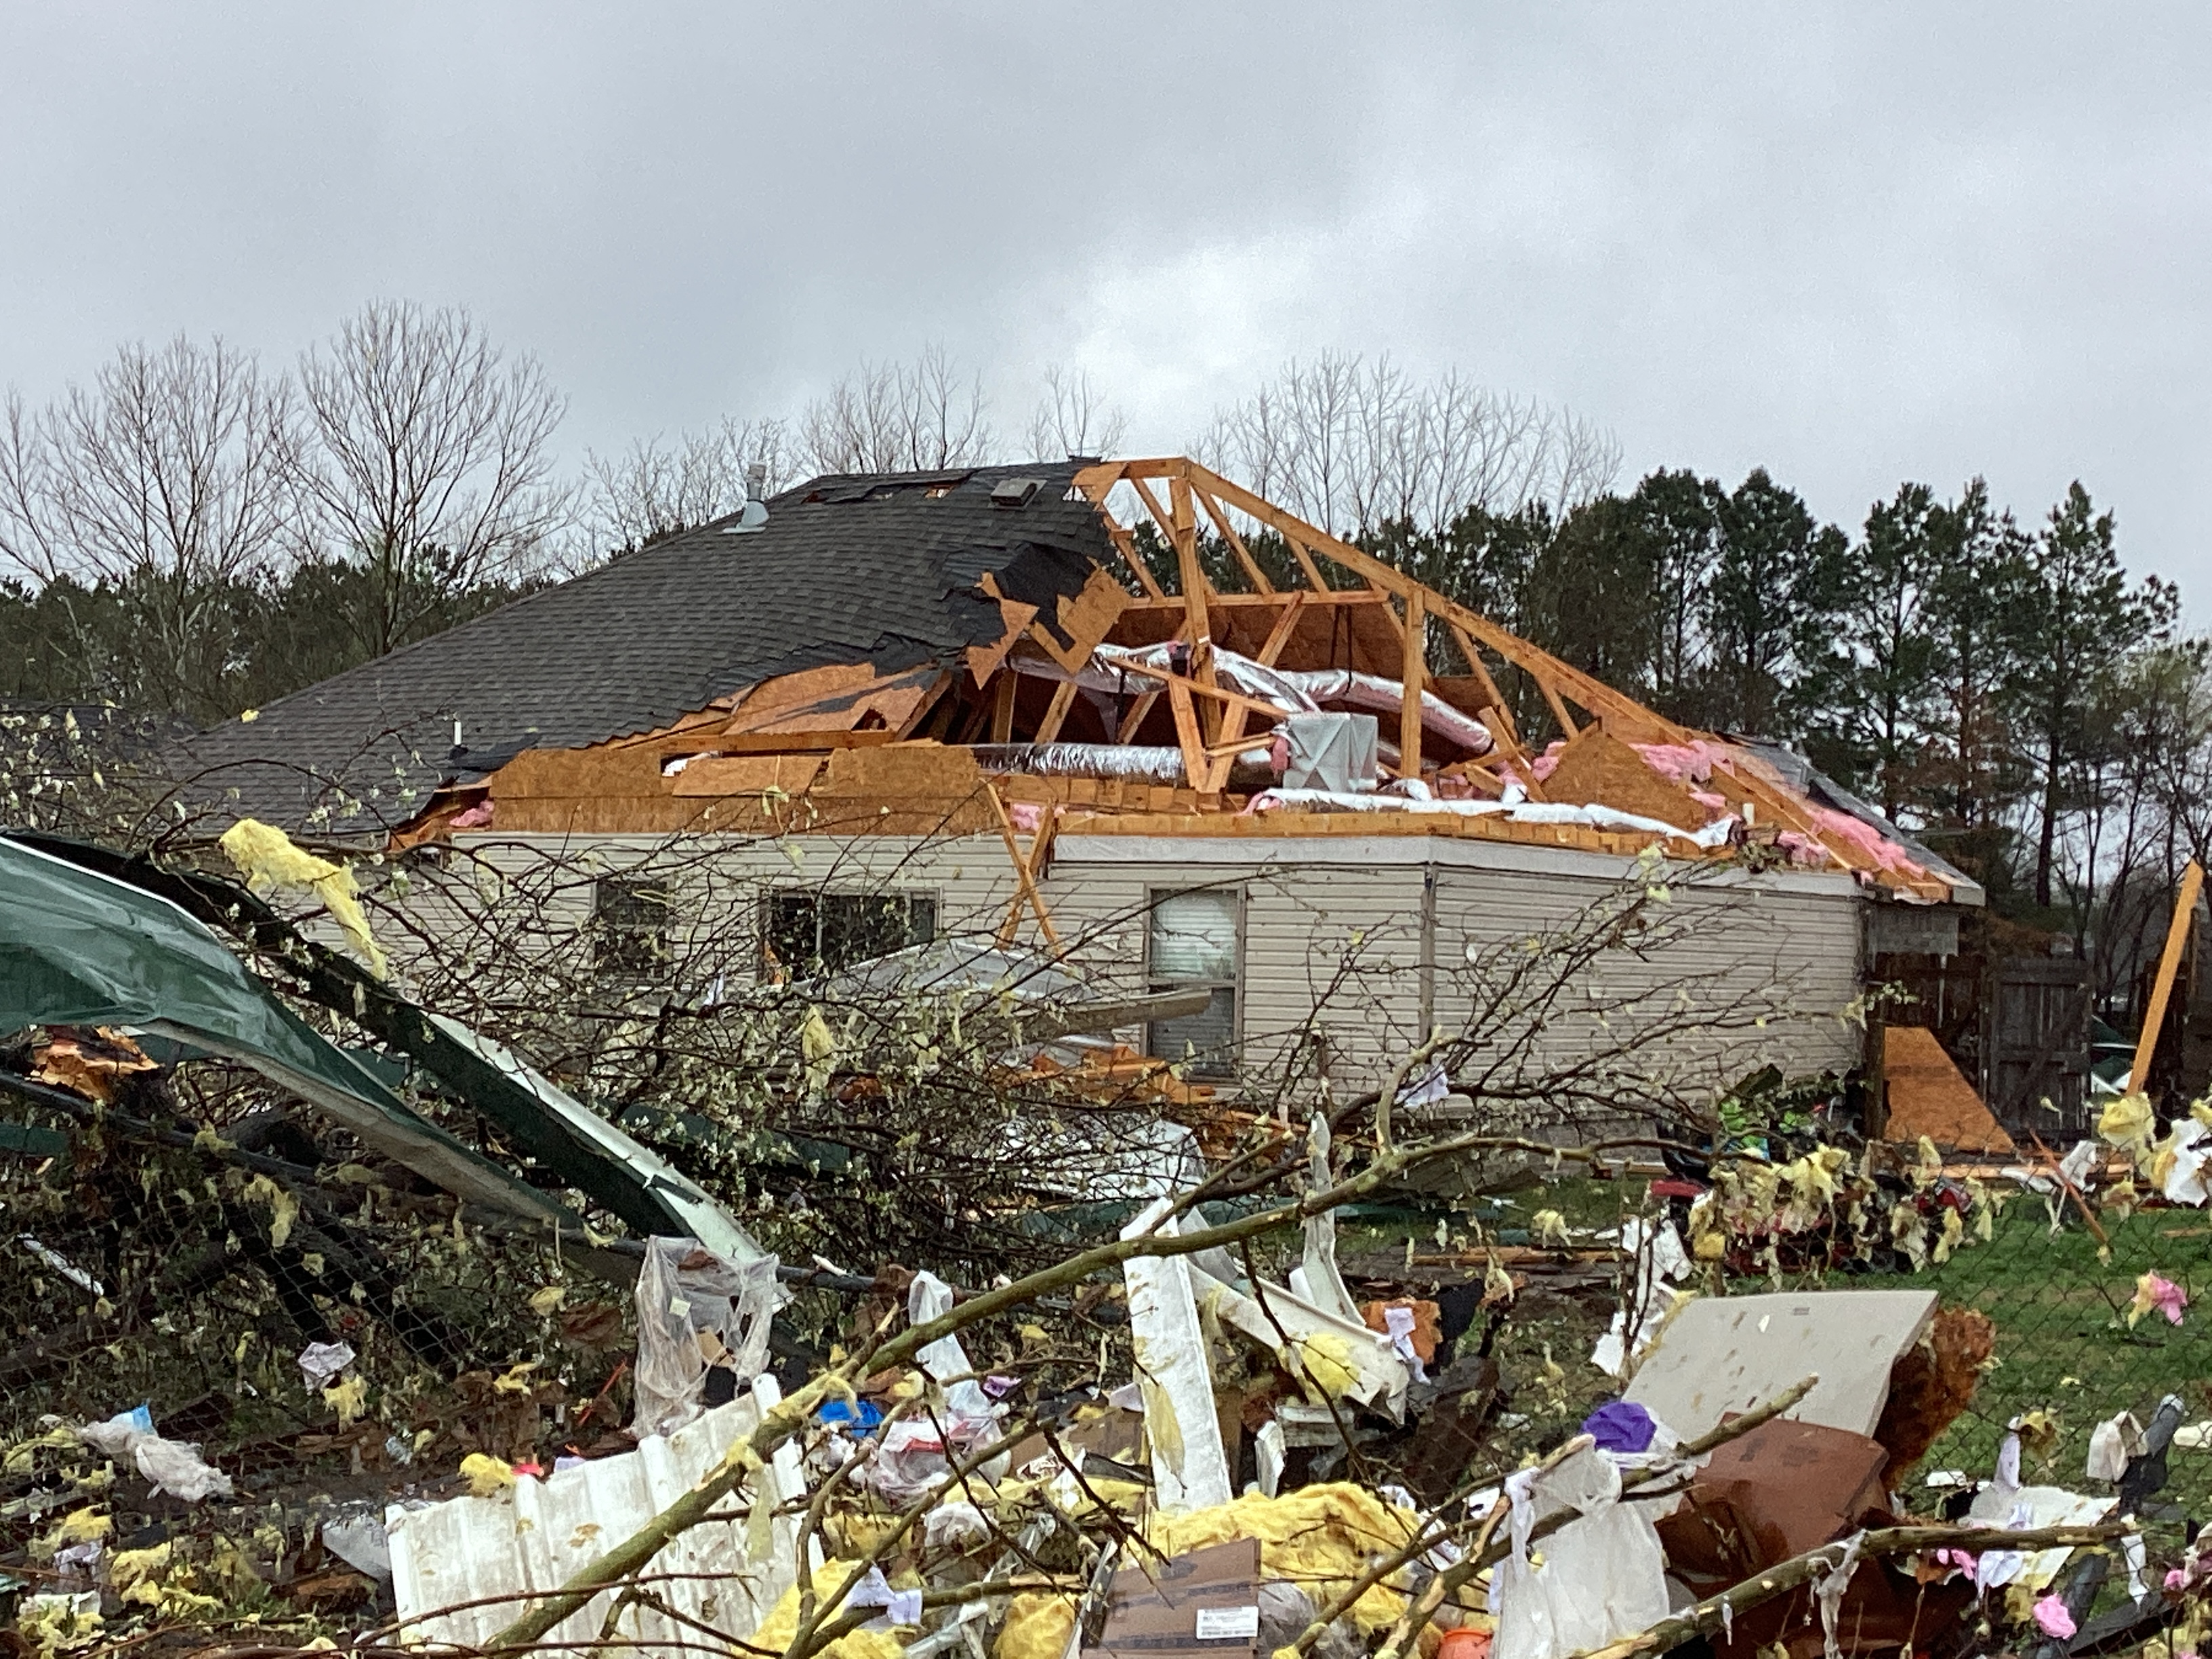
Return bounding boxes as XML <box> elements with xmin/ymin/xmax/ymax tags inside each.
<box><xmin>3</xmin><ymin>5</ymin><xmax>2207</xmax><ymax>603</ymax></box>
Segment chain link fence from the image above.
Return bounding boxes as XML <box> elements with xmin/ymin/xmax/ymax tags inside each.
<box><xmin>1896</xmin><ymin>1193</ymin><xmax>2212</xmax><ymax>1509</ymax></box>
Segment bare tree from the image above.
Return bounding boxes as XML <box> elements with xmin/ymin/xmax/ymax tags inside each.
<box><xmin>1193</xmin><ymin>351</ymin><xmax>1622</xmax><ymax>538</ymax></box>
<box><xmin>1025</xmin><ymin>365</ymin><xmax>1128</xmax><ymax>462</ymax></box>
<box><xmin>292</xmin><ymin>301</ymin><xmax>571</xmax><ymax>658</ymax></box>
<box><xmin>582</xmin><ymin>416</ymin><xmax>792</xmax><ymax>554</ymax></box>
<box><xmin>0</xmin><ymin>335</ymin><xmax>297</xmax><ymax>718</ymax></box>
<box><xmin>799</xmin><ymin>345</ymin><xmax>994</xmax><ymax>475</ymax></box>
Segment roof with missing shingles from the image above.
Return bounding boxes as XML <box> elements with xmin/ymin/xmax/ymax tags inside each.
<box><xmin>171</xmin><ymin>462</ymin><xmax>1115</xmax><ymax>834</ymax></box>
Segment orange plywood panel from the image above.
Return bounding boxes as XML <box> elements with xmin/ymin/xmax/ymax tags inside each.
<box><xmin>1542</xmin><ymin>726</ymin><xmax>1709</xmax><ymax>832</ymax></box>
<box><xmin>669</xmin><ymin>754</ymin><xmax>825</xmax><ymax>797</ymax></box>
<box><xmin>1884</xmin><ymin>1026</ymin><xmax>2015</xmax><ymax>1155</ymax></box>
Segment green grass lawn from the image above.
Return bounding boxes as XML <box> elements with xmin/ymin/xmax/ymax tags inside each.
<box><xmin>1335</xmin><ymin>1172</ymin><xmax>2212</xmax><ymax>1517</ymax></box>
<box><xmin>1906</xmin><ymin>1196</ymin><xmax>2212</xmax><ymax>1510</ymax></box>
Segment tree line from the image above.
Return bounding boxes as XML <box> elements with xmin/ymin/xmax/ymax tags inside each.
<box><xmin>1361</xmin><ymin>468</ymin><xmax>2183</xmax><ymax>926</ymax></box>
<box><xmin>1</xmin><ymin>315</ymin><xmax>2201</xmax><ymax>976</ymax></box>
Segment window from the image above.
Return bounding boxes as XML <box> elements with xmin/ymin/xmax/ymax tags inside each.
<box><xmin>764</xmin><ymin>890</ymin><xmax>938</xmax><ymax>979</ymax></box>
<box><xmin>593</xmin><ymin>877</ymin><xmax>673</xmax><ymax>981</ymax></box>
<box><xmin>1145</xmin><ymin>888</ymin><xmax>1242</xmax><ymax>1080</ymax></box>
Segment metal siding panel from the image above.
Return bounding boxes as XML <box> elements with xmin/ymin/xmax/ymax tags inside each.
<box><xmin>388</xmin><ymin>1382</ymin><xmax>800</xmax><ymax>1655</ymax></box>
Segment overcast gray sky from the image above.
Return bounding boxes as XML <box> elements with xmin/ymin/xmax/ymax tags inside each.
<box><xmin>5</xmin><ymin>5</ymin><xmax>2207</xmax><ymax>608</ymax></box>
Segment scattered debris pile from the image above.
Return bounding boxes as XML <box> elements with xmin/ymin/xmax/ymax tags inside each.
<box><xmin>4</xmin><ymin>827</ymin><xmax>2207</xmax><ymax>1659</ymax></box>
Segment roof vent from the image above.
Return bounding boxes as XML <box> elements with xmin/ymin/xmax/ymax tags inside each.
<box><xmin>724</xmin><ymin>462</ymin><xmax>771</xmax><ymax>534</ymax></box>
<box><xmin>989</xmin><ymin>476</ymin><xmax>1042</xmax><ymax>509</ymax></box>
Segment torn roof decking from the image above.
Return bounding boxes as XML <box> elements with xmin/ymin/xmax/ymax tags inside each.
<box><xmin>430</xmin><ymin>461</ymin><xmax>1970</xmax><ymax>901</ymax></box>
<box><xmin>178</xmin><ymin>452</ymin><xmax>1973</xmax><ymax>901</ymax></box>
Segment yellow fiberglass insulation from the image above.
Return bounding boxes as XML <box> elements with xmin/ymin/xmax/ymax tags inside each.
<box><xmin>1147</xmin><ymin>1482</ymin><xmax>1422</xmax><ymax>1633</ymax></box>
<box><xmin>747</xmin><ymin>1561</ymin><xmax>909</xmax><ymax>1659</ymax></box>
<box><xmin>218</xmin><ymin>817</ymin><xmax>388</xmax><ymax>977</ymax></box>
<box><xmin>996</xmin><ymin>1591</ymin><xmax>1078</xmax><ymax>1659</ymax></box>
<box><xmin>2100</xmin><ymin>1092</ymin><xmax>2157</xmax><ymax>1163</ymax></box>
<box><xmin>1292</xmin><ymin>1332</ymin><xmax>1361</xmax><ymax>1400</ymax></box>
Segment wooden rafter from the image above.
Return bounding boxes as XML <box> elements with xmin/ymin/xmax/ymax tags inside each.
<box><xmin>1059</xmin><ymin>457</ymin><xmax>1950</xmax><ymax>882</ymax></box>
<box><xmin>1071</xmin><ymin>465</ymin><xmax>1166</xmax><ymax>599</ymax></box>
<box><xmin>1163</xmin><ymin>474</ymin><xmax>1216</xmax><ymax>639</ymax></box>
<box><xmin>1256</xmin><ymin>593</ymin><xmax>1307</xmax><ymax>667</ymax></box>
<box><xmin>1034</xmin><ymin>679</ymin><xmax>1078</xmax><ymax>745</ymax></box>
<box><xmin>987</xmin><ymin>785</ymin><xmax>1062</xmax><ymax>951</ymax></box>
<box><xmin>1399</xmin><ymin>588</ymin><xmax>1427</xmax><ymax>781</ymax></box>
<box><xmin>1073</xmin><ymin>457</ymin><xmax>1692</xmax><ymax>747</ymax></box>
<box><xmin>1444</xmin><ymin>621</ymin><xmax>1516</xmax><ymax>744</ymax></box>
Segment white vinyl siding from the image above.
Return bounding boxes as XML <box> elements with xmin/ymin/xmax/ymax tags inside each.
<box><xmin>397</xmin><ymin>829</ymin><xmax>1867</xmax><ymax>1118</ymax></box>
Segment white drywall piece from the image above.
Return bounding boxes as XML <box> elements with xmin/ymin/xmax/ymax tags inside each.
<box><xmin>1120</xmin><ymin>1197</ymin><xmax>1234</xmax><ymax>1512</ymax></box>
<box><xmin>1622</xmin><ymin>1289</ymin><xmax>1938</xmax><ymax>1441</ymax></box>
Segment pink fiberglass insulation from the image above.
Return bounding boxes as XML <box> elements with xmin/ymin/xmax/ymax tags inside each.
<box><xmin>1776</xmin><ymin>830</ymin><xmax>1825</xmax><ymax>867</ymax></box>
<box><xmin>1530</xmin><ymin>741</ymin><xmax>1565</xmax><ymax>782</ymax></box>
<box><xmin>1787</xmin><ymin>804</ymin><xmax>1927</xmax><ymax>877</ymax></box>
<box><xmin>1632</xmin><ymin>739</ymin><xmax>1736</xmax><ymax>788</ymax></box>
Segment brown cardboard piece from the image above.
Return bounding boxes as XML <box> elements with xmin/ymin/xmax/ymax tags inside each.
<box><xmin>1658</xmin><ymin>1417</ymin><xmax>1889</xmax><ymax>1577</ymax></box>
<box><xmin>1084</xmin><ymin>1538</ymin><xmax>1261</xmax><ymax>1659</ymax></box>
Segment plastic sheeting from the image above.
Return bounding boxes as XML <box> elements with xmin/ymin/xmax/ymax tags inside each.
<box><xmin>1589</xmin><ymin>1218</ymin><xmax>1693</xmax><ymax>1378</ymax></box>
<box><xmin>1491</xmin><ymin>1447</ymin><xmax>1671</xmax><ymax>1659</ymax></box>
<box><xmin>632</xmin><ymin>1237</ymin><xmax>783</xmax><ymax>1437</ymax></box>
<box><xmin>1246</xmin><ymin>788</ymin><xmax>1738</xmax><ymax>847</ymax></box>
<box><xmin>78</xmin><ymin>1409</ymin><xmax>232</xmax><ymax>1504</ymax></box>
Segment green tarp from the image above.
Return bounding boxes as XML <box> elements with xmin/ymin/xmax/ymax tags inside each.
<box><xmin>0</xmin><ymin>836</ymin><xmax>567</xmax><ymax>1225</ymax></box>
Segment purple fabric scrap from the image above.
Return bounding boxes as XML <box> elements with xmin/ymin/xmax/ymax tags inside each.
<box><xmin>1582</xmin><ymin>1399</ymin><xmax>1658</xmax><ymax>1454</ymax></box>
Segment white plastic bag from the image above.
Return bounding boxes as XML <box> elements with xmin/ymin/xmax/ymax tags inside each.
<box><xmin>1590</xmin><ymin>1218</ymin><xmax>1692</xmax><ymax>1378</ymax></box>
<box><xmin>2086</xmin><ymin>1412</ymin><xmax>2143</xmax><ymax>1482</ymax></box>
<box><xmin>134</xmin><ymin>1435</ymin><xmax>234</xmax><ymax>1502</ymax></box>
<box><xmin>2163</xmin><ymin>1122</ymin><xmax>2212</xmax><ymax>1206</ymax></box>
<box><xmin>76</xmin><ymin>1408</ymin><xmax>233</xmax><ymax>1503</ymax></box>
<box><xmin>632</xmin><ymin>1236</ymin><xmax>785</xmax><ymax>1437</ymax></box>
<box><xmin>1491</xmin><ymin>1446</ymin><xmax>1671</xmax><ymax>1659</ymax></box>
<box><xmin>298</xmin><ymin>1340</ymin><xmax>356</xmax><ymax>1389</ymax></box>
<box><xmin>907</xmin><ymin>1271</ymin><xmax>994</xmax><ymax>1421</ymax></box>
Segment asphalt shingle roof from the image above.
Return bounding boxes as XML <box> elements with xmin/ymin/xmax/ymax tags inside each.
<box><xmin>173</xmin><ymin>462</ymin><xmax>1115</xmax><ymax>834</ymax></box>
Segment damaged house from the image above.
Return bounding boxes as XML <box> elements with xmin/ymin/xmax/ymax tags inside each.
<box><xmin>173</xmin><ymin>457</ymin><xmax>1981</xmax><ymax>1112</ymax></box>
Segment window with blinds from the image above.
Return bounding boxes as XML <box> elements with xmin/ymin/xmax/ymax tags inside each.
<box><xmin>1145</xmin><ymin>888</ymin><xmax>1242</xmax><ymax>1080</ymax></box>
